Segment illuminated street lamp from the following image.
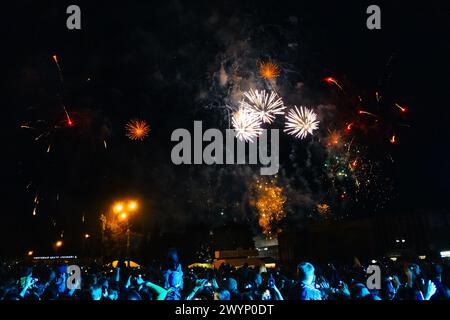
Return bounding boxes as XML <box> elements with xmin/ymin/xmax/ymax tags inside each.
<box><xmin>111</xmin><ymin>199</ymin><xmax>140</xmax><ymax>268</ymax></box>
<box><xmin>113</xmin><ymin>202</ymin><xmax>124</xmax><ymax>214</ymax></box>
<box><xmin>84</xmin><ymin>234</ymin><xmax>90</xmax><ymax>239</ymax></box>
<box><xmin>54</xmin><ymin>240</ymin><xmax>63</xmax><ymax>255</ymax></box>
<box><xmin>27</xmin><ymin>250</ymin><xmax>33</xmax><ymax>256</ymax></box>
<box><xmin>119</xmin><ymin>212</ymin><xmax>128</xmax><ymax>221</ymax></box>
<box><xmin>128</xmin><ymin>201</ymin><xmax>138</xmax><ymax>211</ymax></box>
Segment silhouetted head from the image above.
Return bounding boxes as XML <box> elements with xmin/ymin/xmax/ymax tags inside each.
<box><xmin>297</xmin><ymin>262</ymin><xmax>315</xmax><ymax>285</ymax></box>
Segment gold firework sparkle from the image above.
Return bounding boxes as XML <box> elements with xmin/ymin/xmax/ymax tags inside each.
<box><xmin>126</xmin><ymin>119</ymin><xmax>150</xmax><ymax>140</ymax></box>
<box><xmin>316</xmin><ymin>203</ymin><xmax>331</xmax><ymax>215</ymax></box>
<box><xmin>251</xmin><ymin>178</ymin><xmax>286</xmax><ymax>238</ymax></box>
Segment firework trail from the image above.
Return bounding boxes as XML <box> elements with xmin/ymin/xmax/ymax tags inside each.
<box><xmin>394</xmin><ymin>103</ymin><xmax>407</xmax><ymax>113</ymax></box>
<box><xmin>358</xmin><ymin>110</ymin><xmax>378</xmax><ymax>117</ymax></box>
<box><xmin>62</xmin><ymin>105</ymin><xmax>74</xmax><ymax>126</ymax></box>
<box><xmin>390</xmin><ymin>134</ymin><xmax>396</xmax><ymax>144</ymax></box>
<box><xmin>52</xmin><ymin>54</ymin><xmax>63</xmax><ymax>82</ymax></box>
<box><xmin>324</xmin><ymin>77</ymin><xmax>344</xmax><ymax>92</ymax></box>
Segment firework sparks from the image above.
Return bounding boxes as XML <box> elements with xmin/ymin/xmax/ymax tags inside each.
<box><xmin>32</xmin><ymin>193</ymin><xmax>39</xmax><ymax>216</ymax></box>
<box><xmin>390</xmin><ymin>134</ymin><xmax>396</xmax><ymax>144</ymax></box>
<box><xmin>316</xmin><ymin>203</ymin><xmax>331</xmax><ymax>215</ymax></box>
<box><xmin>126</xmin><ymin>119</ymin><xmax>150</xmax><ymax>141</ymax></box>
<box><xmin>375</xmin><ymin>91</ymin><xmax>381</xmax><ymax>102</ymax></box>
<box><xmin>395</xmin><ymin>103</ymin><xmax>407</xmax><ymax>113</ymax></box>
<box><xmin>52</xmin><ymin>54</ymin><xmax>63</xmax><ymax>82</ymax></box>
<box><xmin>240</xmin><ymin>89</ymin><xmax>285</xmax><ymax>123</ymax></box>
<box><xmin>251</xmin><ymin>179</ymin><xmax>286</xmax><ymax>238</ymax></box>
<box><xmin>345</xmin><ymin>122</ymin><xmax>354</xmax><ymax>133</ymax></box>
<box><xmin>259</xmin><ymin>61</ymin><xmax>280</xmax><ymax>80</ymax></box>
<box><xmin>326</xmin><ymin>130</ymin><xmax>342</xmax><ymax>148</ymax></box>
<box><xmin>284</xmin><ymin>106</ymin><xmax>319</xmax><ymax>139</ymax></box>
<box><xmin>324</xmin><ymin>77</ymin><xmax>344</xmax><ymax>92</ymax></box>
<box><xmin>63</xmin><ymin>106</ymin><xmax>74</xmax><ymax>126</ymax></box>
<box><xmin>52</xmin><ymin>54</ymin><xmax>61</xmax><ymax>71</ymax></box>
<box><xmin>232</xmin><ymin>108</ymin><xmax>263</xmax><ymax>142</ymax></box>
<box><xmin>358</xmin><ymin>110</ymin><xmax>378</xmax><ymax>117</ymax></box>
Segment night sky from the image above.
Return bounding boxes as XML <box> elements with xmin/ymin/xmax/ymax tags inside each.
<box><xmin>2</xmin><ymin>0</ymin><xmax>449</xmax><ymax>257</ymax></box>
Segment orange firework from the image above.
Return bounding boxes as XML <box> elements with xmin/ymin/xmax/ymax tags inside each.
<box><xmin>326</xmin><ymin>130</ymin><xmax>342</xmax><ymax>148</ymax></box>
<box><xmin>259</xmin><ymin>61</ymin><xmax>280</xmax><ymax>80</ymax></box>
<box><xmin>126</xmin><ymin>119</ymin><xmax>150</xmax><ymax>140</ymax></box>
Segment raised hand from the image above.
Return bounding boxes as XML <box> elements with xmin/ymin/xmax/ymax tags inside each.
<box><xmin>424</xmin><ymin>280</ymin><xmax>437</xmax><ymax>300</ymax></box>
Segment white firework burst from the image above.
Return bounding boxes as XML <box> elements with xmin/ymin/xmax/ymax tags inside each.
<box><xmin>284</xmin><ymin>106</ymin><xmax>319</xmax><ymax>139</ymax></box>
<box><xmin>232</xmin><ymin>108</ymin><xmax>263</xmax><ymax>142</ymax></box>
<box><xmin>240</xmin><ymin>89</ymin><xmax>285</xmax><ymax>123</ymax></box>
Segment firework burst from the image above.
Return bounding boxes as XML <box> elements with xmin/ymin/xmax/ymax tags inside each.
<box><xmin>259</xmin><ymin>61</ymin><xmax>280</xmax><ymax>80</ymax></box>
<box><xmin>251</xmin><ymin>178</ymin><xmax>286</xmax><ymax>238</ymax></box>
<box><xmin>232</xmin><ymin>108</ymin><xmax>263</xmax><ymax>142</ymax></box>
<box><xmin>125</xmin><ymin>119</ymin><xmax>150</xmax><ymax>141</ymax></box>
<box><xmin>316</xmin><ymin>203</ymin><xmax>331</xmax><ymax>215</ymax></box>
<box><xmin>326</xmin><ymin>129</ymin><xmax>343</xmax><ymax>148</ymax></box>
<box><xmin>240</xmin><ymin>89</ymin><xmax>285</xmax><ymax>124</ymax></box>
<box><xmin>284</xmin><ymin>106</ymin><xmax>319</xmax><ymax>139</ymax></box>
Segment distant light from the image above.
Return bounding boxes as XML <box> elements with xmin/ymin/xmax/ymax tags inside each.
<box><xmin>264</xmin><ymin>247</ymin><xmax>268</xmax><ymax>251</ymax></box>
<box><xmin>419</xmin><ymin>255</ymin><xmax>426</xmax><ymax>260</ymax></box>
<box><xmin>27</xmin><ymin>251</ymin><xmax>33</xmax><ymax>256</ymax></box>
<box><xmin>84</xmin><ymin>234</ymin><xmax>90</xmax><ymax>239</ymax></box>
<box><xmin>390</xmin><ymin>257</ymin><xmax>397</xmax><ymax>262</ymax></box>
<box><xmin>113</xmin><ymin>203</ymin><xmax>124</xmax><ymax>214</ymax></box>
<box><xmin>440</xmin><ymin>251</ymin><xmax>450</xmax><ymax>258</ymax></box>
<box><xmin>56</xmin><ymin>240</ymin><xmax>63</xmax><ymax>248</ymax></box>
<box><xmin>396</xmin><ymin>239</ymin><xmax>400</xmax><ymax>243</ymax></box>
<box><xmin>119</xmin><ymin>212</ymin><xmax>128</xmax><ymax>221</ymax></box>
<box><xmin>371</xmin><ymin>260</ymin><xmax>377</xmax><ymax>264</ymax></box>
<box><xmin>402</xmin><ymin>239</ymin><xmax>406</xmax><ymax>243</ymax></box>
<box><xmin>128</xmin><ymin>201</ymin><xmax>138</xmax><ymax>211</ymax></box>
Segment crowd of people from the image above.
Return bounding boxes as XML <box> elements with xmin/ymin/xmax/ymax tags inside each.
<box><xmin>1</xmin><ymin>249</ymin><xmax>449</xmax><ymax>301</ymax></box>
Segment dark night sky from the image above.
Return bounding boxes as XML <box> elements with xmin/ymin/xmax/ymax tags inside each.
<box><xmin>1</xmin><ymin>0</ymin><xmax>449</xmax><ymax>256</ymax></box>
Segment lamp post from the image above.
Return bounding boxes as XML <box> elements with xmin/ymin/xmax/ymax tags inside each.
<box><xmin>55</xmin><ymin>240</ymin><xmax>63</xmax><ymax>255</ymax></box>
<box><xmin>112</xmin><ymin>200</ymin><xmax>139</xmax><ymax>268</ymax></box>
